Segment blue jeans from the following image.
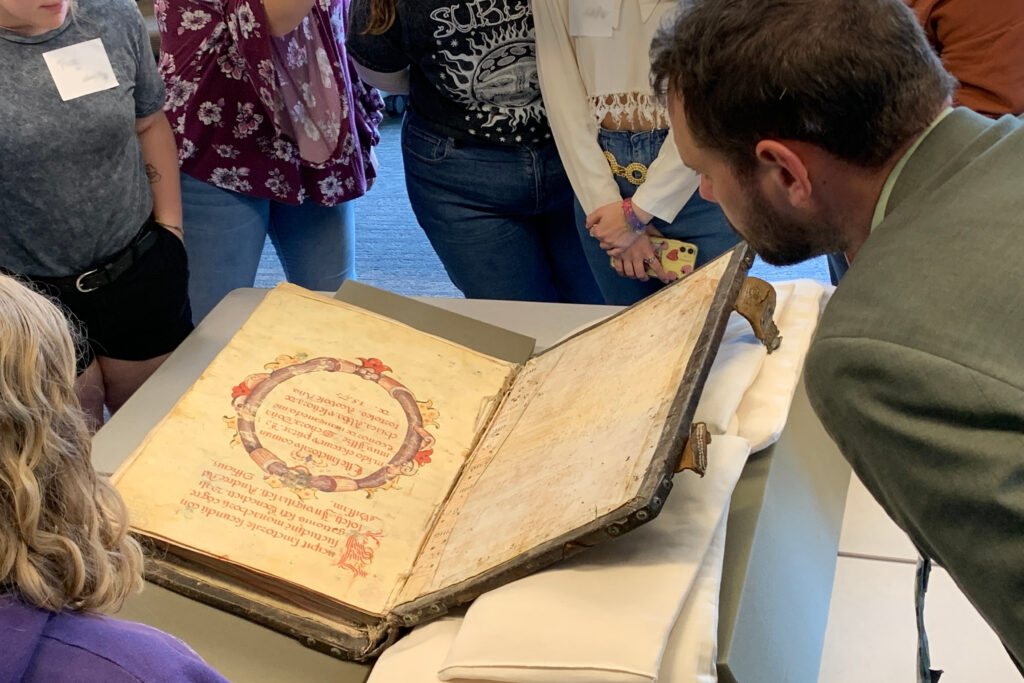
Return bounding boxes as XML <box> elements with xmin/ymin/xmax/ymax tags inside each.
<box><xmin>401</xmin><ymin>112</ymin><xmax>602</xmax><ymax>303</ymax></box>
<box><xmin>575</xmin><ymin>127</ymin><xmax>740</xmax><ymax>306</ymax></box>
<box><xmin>180</xmin><ymin>173</ymin><xmax>355</xmax><ymax>323</ymax></box>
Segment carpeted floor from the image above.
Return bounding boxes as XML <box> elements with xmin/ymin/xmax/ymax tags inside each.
<box><xmin>254</xmin><ymin>114</ymin><xmax>829</xmax><ymax>297</ymax></box>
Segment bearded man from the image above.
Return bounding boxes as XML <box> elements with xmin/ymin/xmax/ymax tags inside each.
<box><xmin>650</xmin><ymin>0</ymin><xmax>1024</xmax><ymax>672</ymax></box>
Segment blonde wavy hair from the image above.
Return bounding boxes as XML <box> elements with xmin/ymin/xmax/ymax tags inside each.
<box><xmin>0</xmin><ymin>275</ymin><xmax>143</xmax><ymax>613</ymax></box>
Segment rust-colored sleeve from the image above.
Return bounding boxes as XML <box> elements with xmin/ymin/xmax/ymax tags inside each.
<box><xmin>906</xmin><ymin>0</ymin><xmax>1024</xmax><ymax>117</ymax></box>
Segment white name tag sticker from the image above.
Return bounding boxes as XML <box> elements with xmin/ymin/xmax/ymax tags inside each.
<box><xmin>569</xmin><ymin>0</ymin><xmax>616</xmax><ymax>37</ymax></box>
<box><xmin>42</xmin><ymin>38</ymin><xmax>118</xmax><ymax>101</ymax></box>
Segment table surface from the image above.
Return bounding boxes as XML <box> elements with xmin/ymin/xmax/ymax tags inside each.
<box><xmin>94</xmin><ymin>289</ymin><xmax>855</xmax><ymax>683</ymax></box>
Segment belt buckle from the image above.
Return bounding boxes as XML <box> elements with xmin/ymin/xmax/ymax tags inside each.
<box><xmin>75</xmin><ymin>268</ymin><xmax>101</xmax><ymax>293</ymax></box>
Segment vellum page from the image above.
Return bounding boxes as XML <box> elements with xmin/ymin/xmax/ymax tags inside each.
<box><xmin>399</xmin><ymin>257</ymin><xmax>730</xmax><ymax>601</ymax></box>
<box><xmin>114</xmin><ymin>284</ymin><xmax>518</xmax><ymax>616</ymax></box>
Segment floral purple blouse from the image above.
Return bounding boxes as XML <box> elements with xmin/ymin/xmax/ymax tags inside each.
<box><xmin>155</xmin><ymin>0</ymin><xmax>383</xmax><ymax>205</ymax></box>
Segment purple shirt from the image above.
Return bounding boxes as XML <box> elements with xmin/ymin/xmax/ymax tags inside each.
<box><xmin>0</xmin><ymin>596</ymin><xmax>228</xmax><ymax>682</ymax></box>
<box><xmin>156</xmin><ymin>0</ymin><xmax>383</xmax><ymax>205</ymax></box>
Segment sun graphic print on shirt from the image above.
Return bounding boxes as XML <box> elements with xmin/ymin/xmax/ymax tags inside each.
<box><xmin>430</xmin><ymin>0</ymin><xmax>545</xmax><ymax>143</ymax></box>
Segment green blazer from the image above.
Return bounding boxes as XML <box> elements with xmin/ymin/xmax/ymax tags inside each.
<box><xmin>805</xmin><ymin>108</ymin><xmax>1024</xmax><ymax>662</ymax></box>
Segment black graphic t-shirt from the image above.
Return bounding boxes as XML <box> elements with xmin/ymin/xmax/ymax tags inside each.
<box><xmin>347</xmin><ymin>0</ymin><xmax>552</xmax><ymax>145</ymax></box>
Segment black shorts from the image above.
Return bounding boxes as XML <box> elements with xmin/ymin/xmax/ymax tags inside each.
<box><xmin>21</xmin><ymin>222</ymin><xmax>194</xmax><ymax>375</ymax></box>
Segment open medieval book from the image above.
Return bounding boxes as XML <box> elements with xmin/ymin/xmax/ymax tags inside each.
<box><xmin>112</xmin><ymin>246</ymin><xmax>769</xmax><ymax>659</ymax></box>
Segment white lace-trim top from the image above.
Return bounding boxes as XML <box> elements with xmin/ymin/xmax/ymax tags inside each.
<box><xmin>590</xmin><ymin>92</ymin><xmax>671</xmax><ymax>131</ymax></box>
<box><xmin>534</xmin><ymin>0</ymin><xmax>699</xmax><ymax>219</ymax></box>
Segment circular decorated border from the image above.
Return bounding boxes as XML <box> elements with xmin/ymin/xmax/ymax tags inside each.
<box><xmin>231</xmin><ymin>357</ymin><xmax>434</xmax><ymax>494</ymax></box>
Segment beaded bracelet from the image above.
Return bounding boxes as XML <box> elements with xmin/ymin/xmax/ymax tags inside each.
<box><xmin>622</xmin><ymin>197</ymin><xmax>648</xmax><ymax>233</ymax></box>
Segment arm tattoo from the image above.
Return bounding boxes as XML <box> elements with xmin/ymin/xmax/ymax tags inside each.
<box><xmin>145</xmin><ymin>163</ymin><xmax>161</xmax><ymax>184</ymax></box>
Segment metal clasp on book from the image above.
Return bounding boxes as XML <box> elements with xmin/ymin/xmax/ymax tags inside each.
<box><xmin>733</xmin><ymin>276</ymin><xmax>782</xmax><ymax>352</ymax></box>
<box><xmin>676</xmin><ymin>422</ymin><xmax>711</xmax><ymax>476</ymax></box>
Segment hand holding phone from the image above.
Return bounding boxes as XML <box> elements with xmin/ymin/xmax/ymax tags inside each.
<box><xmin>611</xmin><ymin>237</ymin><xmax>698</xmax><ymax>280</ymax></box>
<box><xmin>647</xmin><ymin>237</ymin><xmax>698</xmax><ymax>278</ymax></box>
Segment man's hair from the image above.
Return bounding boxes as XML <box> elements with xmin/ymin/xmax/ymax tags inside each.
<box><xmin>651</xmin><ymin>0</ymin><xmax>957</xmax><ymax>174</ymax></box>
<box><xmin>0</xmin><ymin>276</ymin><xmax>143</xmax><ymax>613</ymax></box>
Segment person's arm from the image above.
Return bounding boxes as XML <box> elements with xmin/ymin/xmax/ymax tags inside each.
<box><xmin>264</xmin><ymin>0</ymin><xmax>316</xmax><ymax>37</ymax></box>
<box><xmin>536</xmin><ymin>0</ymin><xmax>682</xmax><ymax>258</ymax></box>
<box><xmin>136</xmin><ymin>111</ymin><xmax>183</xmax><ymax>239</ymax></box>
<box><xmin>610</xmin><ymin>228</ymin><xmax>671</xmax><ymax>282</ymax></box>
<box><xmin>346</xmin><ymin>0</ymin><xmax>411</xmax><ymax>82</ymax></box>
<box><xmin>532</xmin><ymin>0</ymin><xmax>624</xmax><ymax>225</ymax></box>
<box><xmin>806</xmin><ymin>335</ymin><xmax>1024</xmax><ymax>660</ymax></box>
<box><xmin>588</xmin><ymin>121</ymin><xmax>700</xmax><ymax>258</ymax></box>
<box><xmin>629</xmin><ymin>128</ymin><xmax>700</xmax><ymax>225</ymax></box>
<box><xmin>352</xmin><ymin>61</ymin><xmax>409</xmax><ymax>94</ymax></box>
<box><xmin>127</xmin><ymin>0</ymin><xmax>182</xmax><ymax>236</ymax></box>
<box><xmin>912</xmin><ymin>0</ymin><xmax>1024</xmax><ymax>117</ymax></box>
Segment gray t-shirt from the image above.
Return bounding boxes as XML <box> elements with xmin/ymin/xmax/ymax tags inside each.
<box><xmin>0</xmin><ymin>0</ymin><xmax>165</xmax><ymax>277</ymax></box>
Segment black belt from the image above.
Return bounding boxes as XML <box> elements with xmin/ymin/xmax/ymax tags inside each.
<box><xmin>28</xmin><ymin>218</ymin><xmax>161</xmax><ymax>294</ymax></box>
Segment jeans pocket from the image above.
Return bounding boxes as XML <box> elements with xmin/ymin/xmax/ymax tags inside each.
<box><xmin>402</xmin><ymin>120</ymin><xmax>452</xmax><ymax>164</ymax></box>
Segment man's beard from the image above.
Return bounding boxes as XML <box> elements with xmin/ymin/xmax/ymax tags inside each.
<box><xmin>727</xmin><ymin>186</ymin><xmax>843</xmax><ymax>266</ymax></box>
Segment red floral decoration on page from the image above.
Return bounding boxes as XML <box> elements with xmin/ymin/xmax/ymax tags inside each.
<box><xmin>358</xmin><ymin>357</ymin><xmax>392</xmax><ymax>373</ymax></box>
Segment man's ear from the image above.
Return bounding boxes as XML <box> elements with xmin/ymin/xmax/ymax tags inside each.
<box><xmin>754</xmin><ymin>140</ymin><xmax>812</xmax><ymax>207</ymax></box>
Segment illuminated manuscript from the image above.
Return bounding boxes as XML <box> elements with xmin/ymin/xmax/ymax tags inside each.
<box><xmin>112</xmin><ymin>246</ymin><xmax>761</xmax><ymax>659</ymax></box>
<box><xmin>114</xmin><ymin>284</ymin><xmax>518</xmax><ymax>617</ymax></box>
